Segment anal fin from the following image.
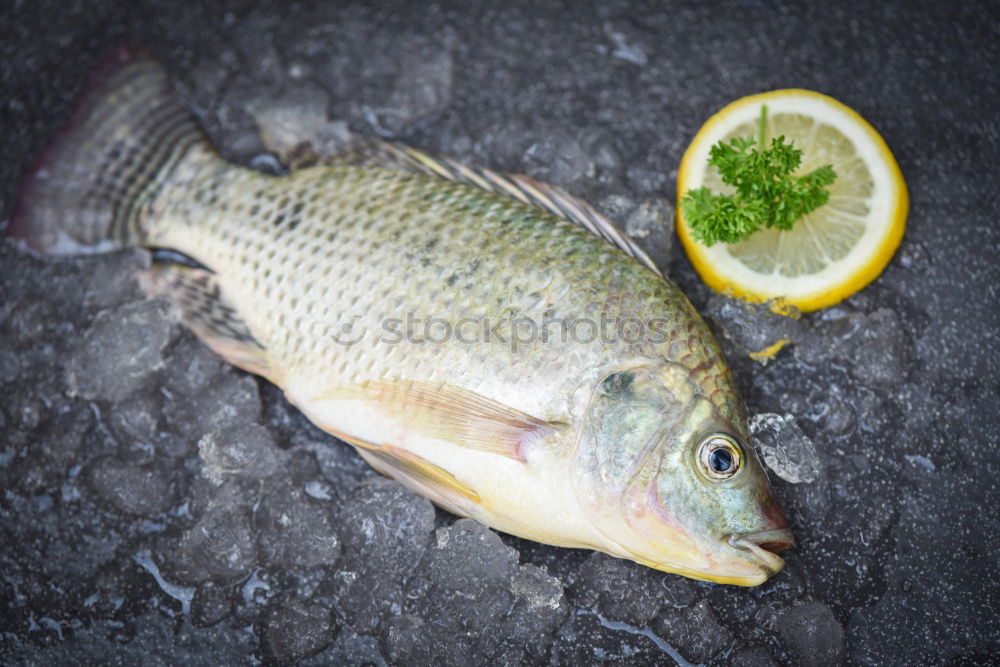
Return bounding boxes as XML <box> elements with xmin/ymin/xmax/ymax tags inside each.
<box><xmin>138</xmin><ymin>262</ymin><xmax>274</xmax><ymax>382</ymax></box>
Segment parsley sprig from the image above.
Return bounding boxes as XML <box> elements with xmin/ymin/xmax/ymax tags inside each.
<box><xmin>682</xmin><ymin>105</ymin><xmax>837</xmax><ymax>246</ymax></box>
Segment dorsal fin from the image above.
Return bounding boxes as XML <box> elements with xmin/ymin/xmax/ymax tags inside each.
<box><xmin>259</xmin><ymin>126</ymin><xmax>662</xmax><ymax>276</ymax></box>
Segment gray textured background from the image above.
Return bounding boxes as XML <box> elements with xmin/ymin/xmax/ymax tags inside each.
<box><xmin>1</xmin><ymin>0</ymin><xmax>998</xmax><ymax>664</ymax></box>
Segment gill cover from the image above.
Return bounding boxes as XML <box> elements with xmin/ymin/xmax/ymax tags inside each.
<box><xmin>572</xmin><ymin>364</ymin><xmax>709</xmax><ymax>566</ymax></box>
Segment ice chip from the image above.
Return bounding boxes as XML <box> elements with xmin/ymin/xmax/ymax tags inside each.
<box><xmin>304</xmin><ymin>626</ymin><xmax>387</xmax><ymax>667</ymax></box>
<box><xmin>507</xmin><ymin>564</ymin><xmax>569</xmax><ymax>661</ymax></box>
<box><xmin>550</xmin><ymin>611</ymin><xmax>670</xmax><ymax>664</ymax></box>
<box><xmin>198</xmin><ymin>423</ymin><xmax>281</xmax><ymax>484</ymax></box>
<box><xmin>6</xmin><ymin>298</ymin><xmax>54</xmax><ymax>343</ymax></box>
<box><xmin>706</xmin><ymin>295</ymin><xmax>803</xmax><ymax>365</ymax></box>
<box><xmin>580</xmin><ymin>130</ymin><xmax>624</xmax><ymax>186</ymax></box>
<box><xmin>337</xmin><ymin>478</ymin><xmax>435</xmax><ymax>572</ymax></box>
<box><xmin>473</xmin><ymin>117</ymin><xmax>533</xmax><ymax>171</ymax></box>
<box><xmin>845</xmin><ymin>308</ymin><xmax>912</xmax><ymax>387</ymax></box>
<box><xmin>660</xmin><ymin>575</ymin><xmax>700</xmax><ymax>610</ymax></box>
<box><xmin>190</xmin><ymin>581</ymin><xmax>235</xmax><ymax>628</ymax></box>
<box><xmin>108</xmin><ymin>392</ymin><xmax>162</xmax><ymax>445</ymax></box>
<box><xmin>393</xmin><ymin>519</ymin><xmax>539</xmax><ymax>663</ymax></box>
<box><xmin>750</xmin><ymin>413</ymin><xmax>821</xmax><ymax>484</ymax></box>
<box><xmin>210</xmin><ymin>73</ymin><xmax>270</xmax><ymax>162</ymax></box>
<box><xmin>334</xmin><ymin>479</ymin><xmax>434</xmax><ymax>633</ymax></box>
<box><xmin>729</xmin><ymin>646</ymin><xmax>779</xmax><ymax>666</ymax></box>
<box><xmin>422</xmin><ymin>519</ymin><xmax>518</xmax><ymax>594</ymax></box>
<box><xmin>380</xmin><ymin>614</ymin><xmax>435</xmax><ymax>666</ymax></box>
<box><xmin>597</xmin><ymin>194</ymin><xmax>675</xmax><ymax>269</ymax></box>
<box><xmin>774</xmin><ymin>601</ymin><xmax>846</xmax><ymax>666</ymax></box>
<box><xmin>338</xmin><ymin>573</ymin><xmax>403</xmax><ymax>636</ymax></box>
<box><xmin>603</xmin><ymin>18</ymin><xmax>649</xmax><ymax>65</ymax></box>
<box><xmin>254</xmin><ymin>83</ymin><xmax>346</xmax><ymax>163</ymax></box>
<box><xmin>254</xmin><ymin>479</ymin><xmax>340</xmax><ymax>568</ymax></box>
<box><xmin>85</xmin><ymin>456</ymin><xmax>177</xmax><ymax>517</ymax></box>
<box><xmin>162</xmin><ymin>370</ymin><xmax>262</xmax><ymax>456</ymax></box>
<box><xmin>162</xmin><ymin>334</ymin><xmax>226</xmax><ymax>396</ymax></box>
<box><xmin>522</xmin><ymin>126</ymin><xmax>590</xmax><ymax>187</ymax></box>
<box><xmin>157</xmin><ymin>483</ymin><xmax>257</xmax><ymax>584</ymax></box>
<box><xmin>81</xmin><ymin>249</ymin><xmax>148</xmax><ymax>310</ymax></box>
<box><xmin>66</xmin><ymin>299</ymin><xmax>177</xmax><ymax>402</ymax></box>
<box><xmin>8</xmin><ymin>391</ymin><xmax>45</xmax><ymax>431</ymax></box>
<box><xmin>795</xmin><ymin>308</ymin><xmax>912</xmax><ymax>387</ymax></box>
<box><xmin>260</xmin><ymin>599</ymin><xmax>337</xmax><ymax>665</ymax></box>
<box><xmin>569</xmin><ymin>552</ymin><xmax>664</xmax><ymax>626</ymax></box>
<box><xmin>371</xmin><ymin>41</ymin><xmax>453</xmax><ymax>135</ymax></box>
<box><xmin>652</xmin><ymin>599</ymin><xmax>734</xmax><ymax>664</ymax></box>
<box><xmin>626</xmin><ymin>164</ymin><xmax>669</xmax><ymax>193</ymax></box>
<box><xmin>511</xmin><ymin>564</ymin><xmax>564</xmax><ymax>611</ymax></box>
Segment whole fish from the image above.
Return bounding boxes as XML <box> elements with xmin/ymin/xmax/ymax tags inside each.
<box><xmin>9</xmin><ymin>47</ymin><xmax>791</xmax><ymax>585</ymax></box>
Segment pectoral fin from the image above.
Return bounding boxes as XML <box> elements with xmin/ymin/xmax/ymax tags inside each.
<box><xmin>317</xmin><ymin>380</ymin><xmax>558</xmax><ymax>461</ymax></box>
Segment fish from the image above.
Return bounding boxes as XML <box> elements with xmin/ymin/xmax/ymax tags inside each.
<box><xmin>8</xmin><ymin>46</ymin><xmax>791</xmax><ymax>586</ymax></box>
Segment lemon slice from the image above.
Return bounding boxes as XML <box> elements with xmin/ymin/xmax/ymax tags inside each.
<box><xmin>676</xmin><ymin>89</ymin><xmax>908</xmax><ymax>312</ymax></box>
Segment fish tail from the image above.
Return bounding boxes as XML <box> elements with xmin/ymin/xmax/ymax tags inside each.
<box><xmin>7</xmin><ymin>44</ymin><xmax>209</xmax><ymax>255</ymax></box>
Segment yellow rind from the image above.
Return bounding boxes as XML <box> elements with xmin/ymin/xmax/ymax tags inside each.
<box><xmin>676</xmin><ymin>89</ymin><xmax>909</xmax><ymax>312</ymax></box>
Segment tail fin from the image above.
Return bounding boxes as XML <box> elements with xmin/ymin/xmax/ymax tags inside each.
<box><xmin>8</xmin><ymin>45</ymin><xmax>208</xmax><ymax>255</ymax></box>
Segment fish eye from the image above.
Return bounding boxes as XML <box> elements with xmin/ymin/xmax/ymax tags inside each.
<box><xmin>599</xmin><ymin>370</ymin><xmax>635</xmax><ymax>397</ymax></box>
<box><xmin>696</xmin><ymin>433</ymin><xmax>743</xmax><ymax>481</ymax></box>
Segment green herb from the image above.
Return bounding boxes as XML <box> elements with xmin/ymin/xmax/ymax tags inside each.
<box><xmin>682</xmin><ymin>105</ymin><xmax>837</xmax><ymax>246</ymax></box>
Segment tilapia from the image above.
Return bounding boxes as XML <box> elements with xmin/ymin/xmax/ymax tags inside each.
<box><xmin>9</xmin><ymin>47</ymin><xmax>791</xmax><ymax>585</ymax></box>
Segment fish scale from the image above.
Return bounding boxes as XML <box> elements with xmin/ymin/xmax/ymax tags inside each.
<box><xmin>147</xmin><ymin>145</ymin><xmax>723</xmax><ymax>420</ymax></box>
<box><xmin>9</xmin><ymin>47</ymin><xmax>790</xmax><ymax>585</ymax></box>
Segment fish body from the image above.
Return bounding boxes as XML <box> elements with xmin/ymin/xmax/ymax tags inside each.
<box><xmin>9</xmin><ymin>48</ymin><xmax>791</xmax><ymax>585</ymax></box>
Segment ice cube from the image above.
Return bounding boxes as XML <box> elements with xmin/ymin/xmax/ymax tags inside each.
<box><xmin>254</xmin><ymin>479</ymin><xmax>340</xmax><ymax>569</ymax></box>
<box><xmin>190</xmin><ymin>581</ymin><xmax>235</xmax><ymax>629</ymax></box>
<box><xmin>157</xmin><ymin>482</ymin><xmax>256</xmax><ymax>585</ymax></box>
<box><xmin>569</xmin><ymin>552</ymin><xmax>665</xmax><ymax>627</ymax></box>
<box><xmin>652</xmin><ymin>599</ymin><xmax>734</xmax><ymax>664</ymax></box>
<box><xmin>85</xmin><ymin>456</ymin><xmax>178</xmax><ymax>517</ymax></box>
<box><xmin>260</xmin><ymin>599</ymin><xmax>338</xmax><ymax>664</ymax></box>
<box><xmin>332</xmin><ymin>478</ymin><xmax>434</xmax><ymax>633</ymax></box>
<box><xmin>774</xmin><ymin>601</ymin><xmax>845</xmax><ymax>666</ymax></box>
<box><xmin>522</xmin><ymin>126</ymin><xmax>591</xmax><ymax>187</ymax></box>
<box><xmin>749</xmin><ymin>413</ymin><xmax>821</xmax><ymax>484</ymax></box>
<box><xmin>370</xmin><ymin>40</ymin><xmax>453</xmax><ymax>136</ymax></box>
<box><xmin>66</xmin><ymin>299</ymin><xmax>178</xmax><ymax>403</ymax></box>
<box><xmin>198</xmin><ymin>423</ymin><xmax>282</xmax><ymax>484</ymax></box>
<box><xmin>705</xmin><ymin>295</ymin><xmax>803</xmax><ymax>365</ymax></box>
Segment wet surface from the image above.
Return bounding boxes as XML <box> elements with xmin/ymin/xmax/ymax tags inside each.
<box><xmin>2</xmin><ymin>0</ymin><xmax>998</xmax><ymax>664</ymax></box>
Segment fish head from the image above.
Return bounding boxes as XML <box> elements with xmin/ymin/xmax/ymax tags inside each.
<box><xmin>573</xmin><ymin>364</ymin><xmax>791</xmax><ymax>586</ymax></box>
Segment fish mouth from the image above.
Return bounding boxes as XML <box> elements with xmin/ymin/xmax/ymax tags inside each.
<box><xmin>727</xmin><ymin>528</ymin><xmax>795</xmax><ymax>573</ymax></box>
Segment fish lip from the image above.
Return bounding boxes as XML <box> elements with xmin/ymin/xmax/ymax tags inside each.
<box><xmin>737</xmin><ymin>528</ymin><xmax>795</xmax><ymax>553</ymax></box>
<box><xmin>727</xmin><ymin>528</ymin><xmax>794</xmax><ymax>573</ymax></box>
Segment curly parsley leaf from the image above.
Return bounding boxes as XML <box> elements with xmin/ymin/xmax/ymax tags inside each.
<box><xmin>682</xmin><ymin>106</ymin><xmax>837</xmax><ymax>247</ymax></box>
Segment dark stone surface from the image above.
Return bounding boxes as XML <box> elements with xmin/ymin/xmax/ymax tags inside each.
<box><xmin>1</xmin><ymin>0</ymin><xmax>998</xmax><ymax>664</ymax></box>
